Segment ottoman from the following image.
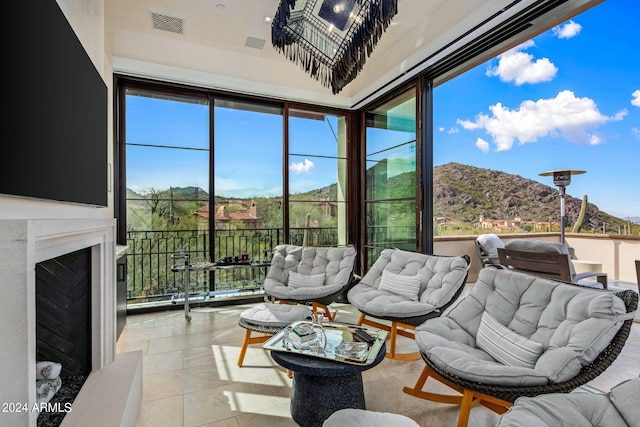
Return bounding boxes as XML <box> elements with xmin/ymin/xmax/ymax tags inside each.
<box><xmin>322</xmin><ymin>408</ymin><xmax>419</xmax><ymax>427</ymax></box>
<box><xmin>237</xmin><ymin>302</ymin><xmax>311</xmax><ymax>366</ymax></box>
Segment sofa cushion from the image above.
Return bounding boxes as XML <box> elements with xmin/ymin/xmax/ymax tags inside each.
<box><xmin>288</xmin><ymin>271</ymin><xmax>326</xmax><ymax>289</ymax></box>
<box><xmin>497</xmin><ymin>376</ymin><xmax>640</xmax><ymax>427</ymax></box>
<box><xmin>505</xmin><ymin>239</ymin><xmax>577</xmax><ymax>277</ymax></box>
<box><xmin>476</xmin><ymin>234</ymin><xmax>504</xmax><ymax>265</ymax></box>
<box><xmin>240</xmin><ymin>303</ymin><xmax>311</xmax><ymax>327</ymax></box>
<box><xmin>496</xmin><ymin>391</ymin><xmax>629</xmax><ymax>427</ymax></box>
<box><xmin>609</xmin><ymin>376</ymin><xmax>640</xmax><ymax>426</ymax></box>
<box><xmin>322</xmin><ymin>408</ymin><xmax>420</xmax><ymax>427</ymax></box>
<box><xmin>476</xmin><ymin>312</ymin><xmax>543</xmax><ymax>368</ymax></box>
<box><xmin>415</xmin><ymin>268</ymin><xmax>626</xmax><ymax>386</ymax></box>
<box><xmin>377</xmin><ymin>270</ymin><xmax>422</xmax><ymax>301</ymax></box>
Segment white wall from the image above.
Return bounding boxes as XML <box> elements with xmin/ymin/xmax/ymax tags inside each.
<box><xmin>0</xmin><ymin>0</ymin><xmax>113</xmax><ymax>221</ymax></box>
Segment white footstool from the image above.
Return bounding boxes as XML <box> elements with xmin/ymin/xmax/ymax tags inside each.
<box><xmin>237</xmin><ymin>303</ymin><xmax>311</xmax><ymax>366</ymax></box>
<box><xmin>322</xmin><ymin>409</ymin><xmax>419</xmax><ymax>427</ymax></box>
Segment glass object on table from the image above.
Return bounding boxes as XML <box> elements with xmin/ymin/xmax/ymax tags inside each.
<box><xmin>310</xmin><ymin>313</ymin><xmax>327</xmax><ymax>355</ymax></box>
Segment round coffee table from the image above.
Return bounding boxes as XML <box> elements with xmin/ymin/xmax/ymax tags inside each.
<box><xmin>270</xmin><ymin>342</ymin><xmax>386</xmax><ymax>427</ymax></box>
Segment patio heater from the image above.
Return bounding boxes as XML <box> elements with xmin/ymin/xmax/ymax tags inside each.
<box><xmin>539</xmin><ymin>169</ymin><xmax>586</xmax><ymax>244</ymax></box>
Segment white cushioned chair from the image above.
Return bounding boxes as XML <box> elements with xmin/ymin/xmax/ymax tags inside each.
<box><xmin>347</xmin><ymin>249</ymin><xmax>470</xmax><ymax>360</ymax></box>
<box><xmin>475</xmin><ymin>234</ymin><xmax>505</xmax><ymax>267</ymax></box>
<box><xmin>263</xmin><ymin>244</ymin><xmax>357</xmax><ymax>321</ymax></box>
<box><xmin>496</xmin><ymin>375</ymin><xmax>640</xmax><ymax>427</ymax></box>
<box><xmin>403</xmin><ymin>267</ymin><xmax>637</xmax><ymax>427</ymax></box>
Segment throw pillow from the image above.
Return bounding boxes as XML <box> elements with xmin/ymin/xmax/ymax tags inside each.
<box><xmin>378</xmin><ymin>270</ymin><xmax>422</xmax><ymax>301</ymax></box>
<box><xmin>288</xmin><ymin>271</ymin><xmax>326</xmax><ymax>288</ymax></box>
<box><xmin>476</xmin><ymin>312</ymin><xmax>544</xmax><ymax>369</ymax></box>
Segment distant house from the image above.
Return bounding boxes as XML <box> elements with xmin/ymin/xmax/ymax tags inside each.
<box><xmin>476</xmin><ymin>214</ymin><xmax>558</xmax><ymax>232</ymax></box>
<box><xmin>433</xmin><ymin>216</ymin><xmax>462</xmax><ymax>230</ymax></box>
<box><xmin>193</xmin><ymin>201</ymin><xmax>263</xmax><ymax>231</ymax></box>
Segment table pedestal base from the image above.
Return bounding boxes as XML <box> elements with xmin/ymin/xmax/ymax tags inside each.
<box><xmin>270</xmin><ymin>341</ymin><xmax>385</xmax><ymax>427</ymax></box>
<box><xmin>290</xmin><ymin>372</ymin><xmax>365</xmax><ymax>427</ymax></box>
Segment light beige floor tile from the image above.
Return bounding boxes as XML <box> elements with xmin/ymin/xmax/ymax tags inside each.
<box><xmin>116</xmin><ymin>337</ymin><xmax>150</xmax><ymax>355</ymax></box>
<box><xmin>147</xmin><ymin>331</ymin><xmax>219</xmax><ymax>355</ymax></box>
<box><xmin>141</xmin><ymin>368</ymin><xmax>186</xmax><ymax>402</ymax></box>
<box><xmin>183</xmin><ymin>345</ymin><xmax>219</xmax><ymax>369</ymax></box>
<box><xmin>136</xmin><ymin>395</ymin><xmax>184</xmax><ymax>427</ymax></box>
<box><xmin>143</xmin><ymin>350</ymin><xmax>184</xmax><ymax>375</ymax></box>
<box><xmin>233</xmin><ymin>410</ymin><xmax>298</xmax><ymax>427</ymax></box>
<box><xmin>183</xmin><ymin>381</ymin><xmax>292</xmax><ymax>426</ymax></box>
<box><xmin>181</xmin><ymin>362</ymin><xmax>233</xmax><ymax>394</ymax></box>
<box><xmin>196</xmin><ymin>417</ymin><xmax>240</xmax><ymax>427</ymax></box>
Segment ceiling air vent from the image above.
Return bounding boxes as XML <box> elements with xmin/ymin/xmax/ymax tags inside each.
<box><xmin>245</xmin><ymin>37</ymin><xmax>266</xmax><ymax>50</ymax></box>
<box><xmin>150</xmin><ymin>12</ymin><xmax>184</xmax><ymax>35</ymax></box>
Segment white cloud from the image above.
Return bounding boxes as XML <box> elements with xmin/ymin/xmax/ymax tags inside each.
<box><xmin>552</xmin><ymin>20</ymin><xmax>582</xmax><ymax>39</ymax></box>
<box><xmin>448</xmin><ymin>127</ymin><xmax>459</xmax><ymax>134</ymax></box>
<box><xmin>633</xmin><ymin>127</ymin><xmax>640</xmax><ymax>140</ymax></box>
<box><xmin>485</xmin><ymin>40</ymin><xmax>557</xmax><ymax>85</ymax></box>
<box><xmin>475</xmin><ymin>138</ymin><xmax>490</xmax><ymax>153</ymax></box>
<box><xmin>289</xmin><ymin>158</ymin><xmax>314</xmax><ymax>174</ymax></box>
<box><xmin>438</xmin><ymin>127</ymin><xmax>445</xmax><ymax>132</ymax></box>
<box><xmin>632</xmin><ymin>90</ymin><xmax>640</xmax><ymax>107</ymax></box>
<box><xmin>457</xmin><ymin>90</ymin><xmax>627</xmax><ymax>151</ymax></box>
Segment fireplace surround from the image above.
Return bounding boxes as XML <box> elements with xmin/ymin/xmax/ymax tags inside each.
<box><xmin>0</xmin><ymin>219</ymin><xmax>140</xmax><ymax>426</ymax></box>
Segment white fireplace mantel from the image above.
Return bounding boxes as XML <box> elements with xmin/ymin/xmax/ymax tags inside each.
<box><xmin>0</xmin><ymin>218</ymin><xmax>117</xmax><ymax>426</ymax></box>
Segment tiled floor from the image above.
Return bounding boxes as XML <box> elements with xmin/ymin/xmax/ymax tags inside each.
<box><xmin>117</xmin><ymin>298</ymin><xmax>640</xmax><ymax>427</ymax></box>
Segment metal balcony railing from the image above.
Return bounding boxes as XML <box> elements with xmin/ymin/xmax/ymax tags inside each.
<box><xmin>124</xmin><ymin>227</ymin><xmax>339</xmax><ymax>305</ymax></box>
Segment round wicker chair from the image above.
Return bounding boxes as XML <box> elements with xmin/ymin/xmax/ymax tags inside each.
<box><xmin>347</xmin><ymin>250</ymin><xmax>471</xmax><ymax>360</ymax></box>
<box><xmin>403</xmin><ymin>268</ymin><xmax>638</xmax><ymax>427</ymax></box>
<box><xmin>263</xmin><ymin>244</ymin><xmax>358</xmax><ymax>321</ymax></box>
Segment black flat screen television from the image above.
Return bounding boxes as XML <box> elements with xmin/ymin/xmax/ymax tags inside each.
<box><xmin>2</xmin><ymin>0</ymin><xmax>108</xmax><ymax>207</ymax></box>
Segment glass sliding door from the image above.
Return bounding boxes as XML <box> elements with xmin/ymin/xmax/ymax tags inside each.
<box><xmin>363</xmin><ymin>88</ymin><xmax>418</xmax><ymax>268</ymax></box>
<box><xmin>118</xmin><ymin>79</ymin><xmax>354</xmax><ymax>306</ymax></box>
<box><xmin>288</xmin><ymin>108</ymin><xmax>348</xmax><ymax>247</ymax></box>
<box><xmin>124</xmin><ymin>88</ymin><xmax>210</xmax><ymax>305</ymax></box>
<box><xmin>213</xmin><ymin>99</ymin><xmax>284</xmax><ymax>293</ymax></box>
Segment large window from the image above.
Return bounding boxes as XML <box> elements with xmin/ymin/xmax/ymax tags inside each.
<box><xmin>363</xmin><ymin>88</ymin><xmax>418</xmax><ymax>268</ymax></box>
<box><xmin>212</xmin><ymin>99</ymin><xmax>284</xmax><ymax>294</ymax></box>
<box><xmin>288</xmin><ymin>108</ymin><xmax>348</xmax><ymax>247</ymax></box>
<box><xmin>432</xmin><ymin>0</ymin><xmax>639</xmax><ymax>238</ymax></box>
<box><xmin>124</xmin><ymin>89</ymin><xmax>210</xmax><ymax>304</ymax></box>
<box><xmin>117</xmin><ymin>81</ymin><xmax>352</xmax><ymax>307</ymax></box>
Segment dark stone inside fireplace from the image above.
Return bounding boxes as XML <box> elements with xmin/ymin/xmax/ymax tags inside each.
<box><xmin>36</xmin><ymin>247</ymin><xmax>92</xmax><ymax>426</ymax></box>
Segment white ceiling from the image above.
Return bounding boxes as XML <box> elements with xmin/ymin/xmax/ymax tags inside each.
<box><xmin>105</xmin><ymin>0</ymin><xmax>598</xmax><ymax>109</ymax></box>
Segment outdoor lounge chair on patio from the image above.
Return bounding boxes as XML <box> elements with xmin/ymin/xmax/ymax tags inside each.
<box><xmin>475</xmin><ymin>234</ymin><xmax>505</xmax><ymax>267</ymax></box>
<box><xmin>347</xmin><ymin>249</ymin><xmax>470</xmax><ymax>360</ymax></box>
<box><xmin>403</xmin><ymin>267</ymin><xmax>638</xmax><ymax>427</ymax></box>
<box><xmin>499</xmin><ymin>239</ymin><xmax>608</xmax><ymax>287</ymax></box>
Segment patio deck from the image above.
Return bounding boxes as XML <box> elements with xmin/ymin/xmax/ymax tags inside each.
<box><xmin>118</xmin><ymin>291</ymin><xmax>640</xmax><ymax>427</ymax></box>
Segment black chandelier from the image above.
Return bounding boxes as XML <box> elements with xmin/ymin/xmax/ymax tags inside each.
<box><xmin>271</xmin><ymin>0</ymin><xmax>398</xmax><ymax>94</ymax></box>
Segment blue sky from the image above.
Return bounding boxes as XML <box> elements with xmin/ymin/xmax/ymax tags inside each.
<box><xmin>127</xmin><ymin>0</ymin><xmax>639</xmax><ymax>219</ymax></box>
<box><xmin>434</xmin><ymin>0</ymin><xmax>639</xmax><ymax>218</ymax></box>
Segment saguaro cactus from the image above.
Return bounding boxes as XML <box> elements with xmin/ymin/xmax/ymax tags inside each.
<box><xmin>572</xmin><ymin>194</ymin><xmax>588</xmax><ymax>233</ymax></box>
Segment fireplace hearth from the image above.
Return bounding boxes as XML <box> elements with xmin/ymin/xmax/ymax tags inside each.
<box><xmin>0</xmin><ymin>219</ymin><xmax>118</xmax><ymax>426</ymax></box>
